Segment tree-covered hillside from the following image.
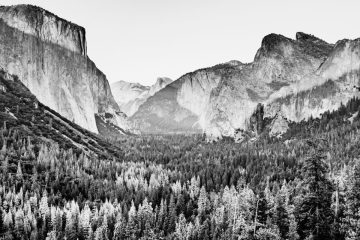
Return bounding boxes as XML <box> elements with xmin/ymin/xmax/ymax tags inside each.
<box><xmin>1</xmin><ymin>70</ymin><xmax>360</xmax><ymax>239</ymax></box>
<box><xmin>0</xmin><ymin>69</ymin><xmax>124</xmax><ymax>160</ymax></box>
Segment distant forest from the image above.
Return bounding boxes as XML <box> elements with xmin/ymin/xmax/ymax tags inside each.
<box><xmin>1</xmin><ymin>95</ymin><xmax>360</xmax><ymax>239</ymax></box>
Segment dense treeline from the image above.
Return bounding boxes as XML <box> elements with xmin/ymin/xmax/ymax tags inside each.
<box><xmin>0</xmin><ymin>97</ymin><xmax>360</xmax><ymax>239</ymax></box>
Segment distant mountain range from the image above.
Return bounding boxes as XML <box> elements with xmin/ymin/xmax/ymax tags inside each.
<box><xmin>1</xmin><ymin>4</ymin><xmax>359</xmax><ymax>142</ymax></box>
<box><xmin>110</xmin><ymin>77</ymin><xmax>172</xmax><ymax>116</ymax></box>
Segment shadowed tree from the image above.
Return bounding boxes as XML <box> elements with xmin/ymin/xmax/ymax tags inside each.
<box><xmin>296</xmin><ymin>139</ymin><xmax>334</xmax><ymax>240</ymax></box>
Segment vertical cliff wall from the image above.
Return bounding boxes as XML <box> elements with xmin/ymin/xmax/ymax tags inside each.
<box><xmin>0</xmin><ymin>5</ymin><xmax>87</xmax><ymax>55</ymax></box>
<box><xmin>0</xmin><ymin>5</ymin><xmax>132</xmax><ymax>134</ymax></box>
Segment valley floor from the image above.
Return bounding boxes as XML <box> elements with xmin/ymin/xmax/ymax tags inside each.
<box><xmin>1</xmin><ymin>87</ymin><xmax>360</xmax><ymax>239</ymax></box>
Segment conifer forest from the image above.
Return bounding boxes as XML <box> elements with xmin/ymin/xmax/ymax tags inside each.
<box><xmin>1</xmin><ymin>68</ymin><xmax>360</xmax><ymax>239</ymax></box>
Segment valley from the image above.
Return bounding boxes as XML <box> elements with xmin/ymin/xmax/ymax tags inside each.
<box><xmin>0</xmin><ymin>3</ymin><xmax>360</xmax><ymax>240</ymax></box>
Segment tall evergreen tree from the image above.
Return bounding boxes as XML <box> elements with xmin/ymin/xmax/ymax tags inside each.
<box><xmin>125</xmin><ymin>201</ymin><xmax>138</xmax><ymax>240</ymax></box>
<box><xmin>343</xmin><ymin>163</ymin><xmax>360</xmax><ymax>239</ymax></box>
<box><xmin>0</xmin><ymin>208</ymin><xmax>4</xmax><ymax>238</ymax></box>
<box><xmin>275</xmin><ymin>192</ymin><xmax>289</xmax><ymax>239</ymax></box>
<box><xmin>257</xmin><ymin>190</ymin><xmax>269</xmax><ymax>226</ymax></box>
<box><xmin>167</xmin><ymin>195</ymin><xmax>177</xmax><ymax>234</ymax></box>
<box><xmin>296</xmin><ymin>140</ymin><xmax>334</xmax><ymax>240</ymax></box>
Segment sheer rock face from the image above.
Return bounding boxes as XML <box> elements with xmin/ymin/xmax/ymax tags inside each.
<box><xmin>0</xmin><ymin>4</ymin><xmax>134</xmax><ymax>134</ymax></box>
<box><xmin>0</xmin><ymin>5</ymin><xmax>86</xmax><ymax>55</ymax></box>
<box><xmin>111</xmin><ymin>77</ymin><xmax>172</xmax><ymax>116</ymax></box>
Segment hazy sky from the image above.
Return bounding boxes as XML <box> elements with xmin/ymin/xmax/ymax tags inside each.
<box><xmin>1</xmin><ymin>0</ymin><xmax>360</xmax><ymax>85</ymax></box>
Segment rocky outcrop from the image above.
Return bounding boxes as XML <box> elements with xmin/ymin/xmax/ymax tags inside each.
<box><xmin>269</xmin><ymin>113</ymin><xmax>289</xmax><ymax>138</ymax></box>
<box><xmin>0</xmin><ymin>4</ymin><xmax>135</xmax><ymax>135</ymax></box>
<box><xmin>111</xmin><ymin>77</ymin><xmax>172</xmax><ymax>116</ymax></box>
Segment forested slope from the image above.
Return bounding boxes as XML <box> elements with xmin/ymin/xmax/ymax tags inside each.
<box><xmin>1</xmin><ymin>69</ymin><xmax>360</xmax><ymax>239</ymax></box>
<box><xmin>0</xmin><ymin>69</ymin><xmax>123</xmax><ymax>160</ymax></box>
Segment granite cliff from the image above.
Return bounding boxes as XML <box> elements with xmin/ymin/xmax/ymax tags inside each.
<box><xmin>0</xmin><ymin>5</ymin><xmax>135</xmax><ymax>135</ymax></box>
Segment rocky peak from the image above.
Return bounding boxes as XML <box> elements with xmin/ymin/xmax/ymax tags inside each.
<box><xmin>262</xmin><ymin>33</ymin><xmax>291</xmax><ymax>49</ymax></box>
<box><xmin>296</xmin><ymin>32</ymin><xmax>325</xmax><ymax>44</ymax></box>
<box><xmin>254</xmin><ymin>33</ymin><xmax>293</xmax><ymax>61</ymax></box>
<box><xmin>0</xmin><ymin>4</ymin><xmax>87</xmax><ymax>55</ymax></box>
<box><xmin>254</xmin><ymin>32</ymin><xmax>333</xmax><ymax>62</ymax></box>
<box><xmin>226</xmin><ymin>60</ymin><xmax>243</xmax><ymax>66</ymax></box>
<box><xmin>149</xmin><ymin>77</ymin><xmax>172</xmax><ymax>96</ymax></box>
<box><xmin>155</xmin><ymin>77</ymin><xmax>172</xmax><ymax>86</ymax></box>
<box><xmin>295</xmin><ymin>32</ymin><xmax>334</xmax><ymax>59</ymax></box>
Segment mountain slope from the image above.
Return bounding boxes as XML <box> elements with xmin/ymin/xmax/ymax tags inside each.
<box><xmin>0</xmin><ymin>4</ymin><xmax>135</xmax><ymax>135</ymax></box>
<box><xmin>259</xmin><ymin>38</ymin><xmax>360</xmax><ymax>138</ymax></box>
<box><xmin>111</xmin><ymin>77</ymin><xmax>172</xmax><ymax>116</ymax></box>
<box><xmin>205</xmin><ymin>32</ymin><xmax>335</xmax><ymax>138</ymax></box>
<box><xmin>0</xmin><ymin>68</ymin><xmax>124</xmax><ymax>159</ymax></box>
<box><xmin>132</xmin><ymin>33</ymin><xmax>339</xmax><ymax>136</ymax></box>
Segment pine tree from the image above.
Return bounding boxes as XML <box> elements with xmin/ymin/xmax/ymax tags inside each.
<box><xmin>257</xmin><ymin>190</ymin><xmax>269</xmax><ymax>226</ymax></box>
<box><xmin>156</xmin><ymin>198</ymin><xmax>167</xmax><ymax>232</ymax></box>
<box><xmin>189</xmin><ymin>176</ymin><xmax>200</xmax><ymax>200</ymax></box>
<box><xmin>296</xmin><ymin>141</ymin><xmax>334</xmax><ymax>240</ymax></box>
<box><xmin>288</xmin><ymin>213</ymin><xmax>300</xmax><ymax>240</ymax></box>
<box><xmin>39</xmin><ymin>191</ymin><xmax>50</xmax><ymax>222</ymax></box>
<box><xmin>197</xmin><ymin>186</ymin><xmax>209</xmax><ymax>219</ymax></box>
<box><xmin>343</xmin><ymin>163</ymin><xmax>360</xmax><ymax>239</ymax></box>
<box><xmin>2</xmin><ymin>156</ymin><xmax>9</xmax><ymax>176</ymax></box>
<box><xmin>14</xmin><ymin>208</ymin><xmax>25</xmax><ymax>239</ymax></box>
<box><xmin>113</xmin><ymin>217</ymin><xmax>126</xmax><ymax>240</ymax></box>
<box><xmin>275</xmin><ymin>192</ymin><xmax>289</xmax><ymax>239</ymax></box>
<box><xmin>79</xmin><ymin>204</ymin><xmax>92</xmax><ymax>239</ymax></box>
<box><xmin>0</xmin><ymin>208</ymin><xmax>4</xmax><ymax>238</ymax></box>
<box><xmin>3</xmin><ymin>210</ymin><xmax>13</xmax><ymax>231</ymax></box>
<box><xmin>16</xmin><ymin>161</ymin><xmax>23</xmax><ymax>180</ymax></box>
<box><xmin>125</xmin><ymin>201</ymin><xmax>138</xmax><ymax>239</ymax></box>
<box><xmin>167</xmin><ymin>194</ymin><xmax>177</xmax><ymax>234</ymax></box>
<box><xmin>45</xmin><ymin>230</ymin><xmax>57</xmax><ymax>240</ymax></box>
<box><xmin>175</xmin><ymin>213</ymin><xmax>187</xmax><ymax>240</ymax></box>
<box><xmin>65</xmin><ymin>209</ymin><xmax>77</xmax><ymax>240</ymax></box>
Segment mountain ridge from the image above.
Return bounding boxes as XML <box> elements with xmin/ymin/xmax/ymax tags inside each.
<box><xmin>131</xmin><ymin>32</ymin><xmax>360</xmax><ymax>140</ymax></box>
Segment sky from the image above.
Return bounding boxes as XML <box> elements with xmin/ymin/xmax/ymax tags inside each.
<box><xmin>1</xmin><ymin>0</ymin><xmax>360</xmax><ymax>86</ymax></box>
